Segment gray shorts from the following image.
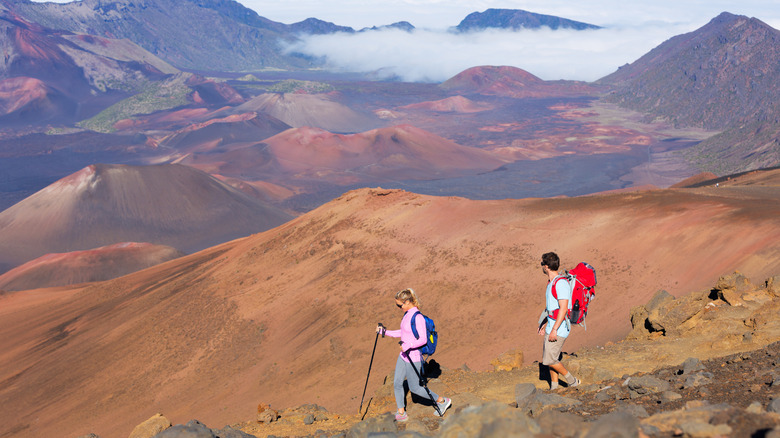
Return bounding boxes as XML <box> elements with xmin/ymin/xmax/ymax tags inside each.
<box><xmin>542</xmin><ymin>335</ymin><xmax>567</xmax><ymax>366</ymax></box>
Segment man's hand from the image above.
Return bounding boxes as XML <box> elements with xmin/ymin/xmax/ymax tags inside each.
<box><xmin>548</xmin><ymin>331</ymin><xmax>558</xmax><ymax>342</ymax></box>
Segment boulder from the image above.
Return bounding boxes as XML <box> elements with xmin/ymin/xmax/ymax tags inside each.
<box><xmin>649</xmin><ymin>289</ymin><xmax>714</xmax><ymax>337</ymax></box>
<box><xmin>679</xmin><ymin>357</ymin><xmax>706</xmax><ymax>375</ymax></box>
<box><xmin>401</xmin><ymin>418</ymin><xmax>429</xmax><ymax>435</ymax></box>
<box><xmin>346</xmin><ymin>412</ymin><xmax>396</xmax><ymax>438</ymax></box>
<box><xmin>683</xmin><ymin>372</ymin><xmax>714</xmax><ymax>389</ymax></box>
<box><xmin>528</xmin><ymin>393</ymin><xmax>581</xmax><ymax>416</ymax></box>
<box><xmin>439</xmin><ymin>402</ymin><xmax>540</xmax><ymax>438</ymax></box>
<box><xmin>212</xmin><ymin>426</ymin><xmax>256</xmax><ymax>438</ymax></box>
<box><xmin>584</xmin><ymin>411</ymin><xmax>640</xmax><ymax>438</ymax></box>
<box><xmin>660</xmin><ymin>391</ymin><xmax>682</xmax><ymax>402</ymax></box>
<box><xmin>766</xmin><ymin>275</ymin><xmax>780</xmax><ymax>297</ymax></box>
<box><xmin>646</xmin><ymin>289</ymin><xmax>675</xmax><ymax>313</ymax></box>
<box><xmin>514</xmin><ymin>383</ymin><xmax>536</xmax><ymax>411</ymax></box>
<box><xmin>491</xmin><ymin>348</ymin><xmax>524</xmax><ymax>371</ymax></box>
<box><xmin>626</xmin><ymin>375</ymin><xmax>670</xmax><ymax>397</ymax></box>
<box><xmin>535</xmin><ymin>410</ymin><xmax>584</xmax><ymax>438</ymax></box>
<box><xmin>615</xmin><ymin>402</ymin><xmax>649</xmax><ymax>418</ymax></box>
<box><xmin>628</xmin><ymin>290</ymin><xmax>675</xmax><ymax>338</ymax></box>
<box><xmin>129</xmin><ymin>413</ymin><xmax>172</xmax><ymax>438</ymax></box>
<box><xmin>715</xmin><ymin>272</ymin><xmax>754</xmax><ymax>296</ymax></box>
<box><xmin>153</xmin><ymin>420</ymin><xmax>214</xmax><ymax>438</ymax></box>
<box><xmin>678</xmin><ymin>421</ymin><xmax>732</xmax><ymax>437</ymax></box>
<box><xmin>256</xmin><ymin>403</ymin><xmax>279</xmax><ymax>424</ymax></box>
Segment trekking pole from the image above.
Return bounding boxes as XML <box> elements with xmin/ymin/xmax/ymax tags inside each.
<box><xmin>359</xmin><ymin>323</ymin><xmax>384</xmax><ymax>415</ymax></box>
<box><xmin>402</xmin><ymin>345</ymin><xmax>442</xmax><ymax>416</ymax></box>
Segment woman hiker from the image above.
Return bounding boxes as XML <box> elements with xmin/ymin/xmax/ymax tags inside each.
<box><xmin>376</xmin><ymin>288</ymin><xmax>452</xmax><ymax>421</ymax></box>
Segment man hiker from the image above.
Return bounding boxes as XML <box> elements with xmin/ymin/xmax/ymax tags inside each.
<box><xmin>538</xmin><ymin>252</ymin><xmax>581</xmax><ymax>390</ymax></box>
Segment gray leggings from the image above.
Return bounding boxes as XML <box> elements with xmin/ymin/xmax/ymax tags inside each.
<box><xmin>394</xmin><ymin>355</ymin><xmax>438</xmax><ymax>410</ymax></box>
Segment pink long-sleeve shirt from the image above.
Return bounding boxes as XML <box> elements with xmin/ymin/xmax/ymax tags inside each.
<box><xmin>384</xmin><ymin>307</ymin><xmax>427</xmax><ymax>363</ymax></box>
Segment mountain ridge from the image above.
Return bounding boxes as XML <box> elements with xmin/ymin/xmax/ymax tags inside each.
<box><xmin>599</xmin><ymin>11</ymin><xmax>780</xmax><ymax>174</ymax></box>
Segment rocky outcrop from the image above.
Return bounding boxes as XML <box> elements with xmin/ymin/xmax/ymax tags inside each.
<box><xmin>128</xmin><ymin>414</ymin><xmax>171</xmax><ymax>438</ymax></box>
<box><xmin>230</xmin><ymin>272</ymin><xmax>780</xmax><ymax>437</ymax></box>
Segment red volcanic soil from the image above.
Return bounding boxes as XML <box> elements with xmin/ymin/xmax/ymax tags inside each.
<box><xmin>397</xmin><ymin>95</ymin><xmax>493</xmax><ymax>113</ymax></box>
<box><xmin>233</xmin><ymin>92</ymin><xmax>380</xmax><ymax>133</ymax></box>
<box><xmin>177</xmin><ymin>124</ymin><xmax>508</xmax><ymax>187</ymax></box>
<box><xmin>0</xmin><ymin>242</ymin><xmax>184</xmax><ymax>291</ymax></box>
<box><xmin>1</xmin><ymin>170</ymin><xmax>779</xmax><ymax>438</ymax></box>
<box><xmin>159</xmin><ymin>112</ymin><xmax>291</xmax><ymax>153</ymax></box>
<box><xmin>0</xmin><ymin>76</ymin><xmax>75</xmax><ymax>122</ymax></box>
<box><xmin>211</xmin><ymin>174</ymin><xmax>298</xmax><ymax>204</ymax></box>
<box><xmin>0</xmin><ymin>163</ymin><xmax>292</xmax><ymax>272</ymax></box>
<box><xmin>440</xmin><ymin>65</ymin><xmax>599</xmax><ymax>98</ymax></box>
<box><xmin>670</xmin><ymin>172</ymin><xmax>719</xmax><ymax>188</ymax></box>
<box><xmin>260</xmin><ymin>124</ymin><xmax>507</xmax><ymax>183</ymax></box>
<box><xmin>0</xmin><ymin>77</ymin><xmax>51</xmax><ymax>113</ymax></box>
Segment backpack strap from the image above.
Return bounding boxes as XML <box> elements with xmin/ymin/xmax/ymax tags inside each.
<box><xmin>410</xmin><ymin>311</ymin><xmax>422</xmax><ymax>340</ymax></box>
<box><xmin>410</xmin><ymin>311</ymin><xmax>428</xmax><ymax>359</ymax></box>
<box><xmin>548</xmin><ymin>275</ymin><xmax>570</xmax><ymax>320</ymax></box>
<box><xmin>550</xmin><ymin>275</ymin><xmax>568</xmax><ymax>300</ymax></box>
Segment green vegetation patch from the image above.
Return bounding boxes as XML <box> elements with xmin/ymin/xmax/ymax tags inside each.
<box><xmin>267</xmin><ymin>79</ymin><xmax>334</xmax><ymax>94</ymax></box>
<box><xmin>77</xmin><ymin>79</ymin><xmax>192</xmax><ymax>133</ymax></box>
<box><xmin>236</xmin><ymin>74</ymin><xmax>262</xmax><ymax>82</ymax></box>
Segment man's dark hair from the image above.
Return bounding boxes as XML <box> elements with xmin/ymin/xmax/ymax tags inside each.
<box><xmin>542</xmin><ymin>252</ymin><xmax>560</xmax><ymax>271</ymax></box>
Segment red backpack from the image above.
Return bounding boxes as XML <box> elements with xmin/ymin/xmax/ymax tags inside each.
<box><xmin>551</xmin><ymin>262</ymin><xmax>597</xmax><ymax>328</ymax></box>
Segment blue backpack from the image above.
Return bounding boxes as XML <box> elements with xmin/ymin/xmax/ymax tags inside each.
<box><xmin>410</xmin><ymin>311</ymin><xmax>437</xmax><ymax>356</ymax></box>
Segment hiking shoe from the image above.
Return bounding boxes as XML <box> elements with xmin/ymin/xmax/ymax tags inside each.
<box><xmin>435</xmin><ymin>397</ymin><xmax>452</xmax><ymax>417</ymax></box>
<box><xmin>569</xmin><ymin>378</ymin><xmax>581</xmax><ymax>388</ymax></box>
<box><xmin>395</xmin><ymin>412</ymin><xmax>408</xmax><ymax>422</ymax></box>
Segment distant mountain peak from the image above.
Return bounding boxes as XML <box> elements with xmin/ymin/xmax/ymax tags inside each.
<box><xmin>289</xmin><ymin>17</ymin><xmax>354</xmax><ymax>34</ymax></box>
<box><xmin>455</xmin><ymin>8</ymin><xmax>601</xmax><ymax>32</ymax></box>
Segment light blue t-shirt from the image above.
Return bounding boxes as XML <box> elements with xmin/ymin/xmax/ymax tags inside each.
<box><xmin>545</xmin><ymin>276</ymin><xmax>572</xmax><ymax>338</ymax></box>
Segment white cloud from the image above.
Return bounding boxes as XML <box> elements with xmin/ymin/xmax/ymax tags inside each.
<box><xmin>285</xmin><ymin>23</ymin><xmax>695</xmax><ymax>82</ymax></box>
<box><xmin>266</xmin><ymin>0</ymin><xmax>780</xmax><ymax>83</ymax></box>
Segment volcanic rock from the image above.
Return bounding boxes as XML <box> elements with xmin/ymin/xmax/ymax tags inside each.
<box><xmin>129</xmin><ymin>413</ymin><xmax>171</xmax><ymax>438</ymax></box>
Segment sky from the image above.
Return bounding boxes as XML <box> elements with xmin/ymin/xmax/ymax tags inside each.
<box><xmin>32</xmin><ymin>0</ymin><xmax>780</xmax><ymax>82</ymax></box>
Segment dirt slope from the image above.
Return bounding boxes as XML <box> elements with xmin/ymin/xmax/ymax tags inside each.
<box><xmin>234</xmin><ymin>93</ymin><xmax>380</xmax><ymax>133</ymax></box>
<box><xmin>1</xmin><ymin>170</ymin><xmax>779</xmax><ymax>438</ymax></box>
<box><xmin>0</xmin><ymin>242</ymin><xmax>184</xmax><ymax>291</ymax></box>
